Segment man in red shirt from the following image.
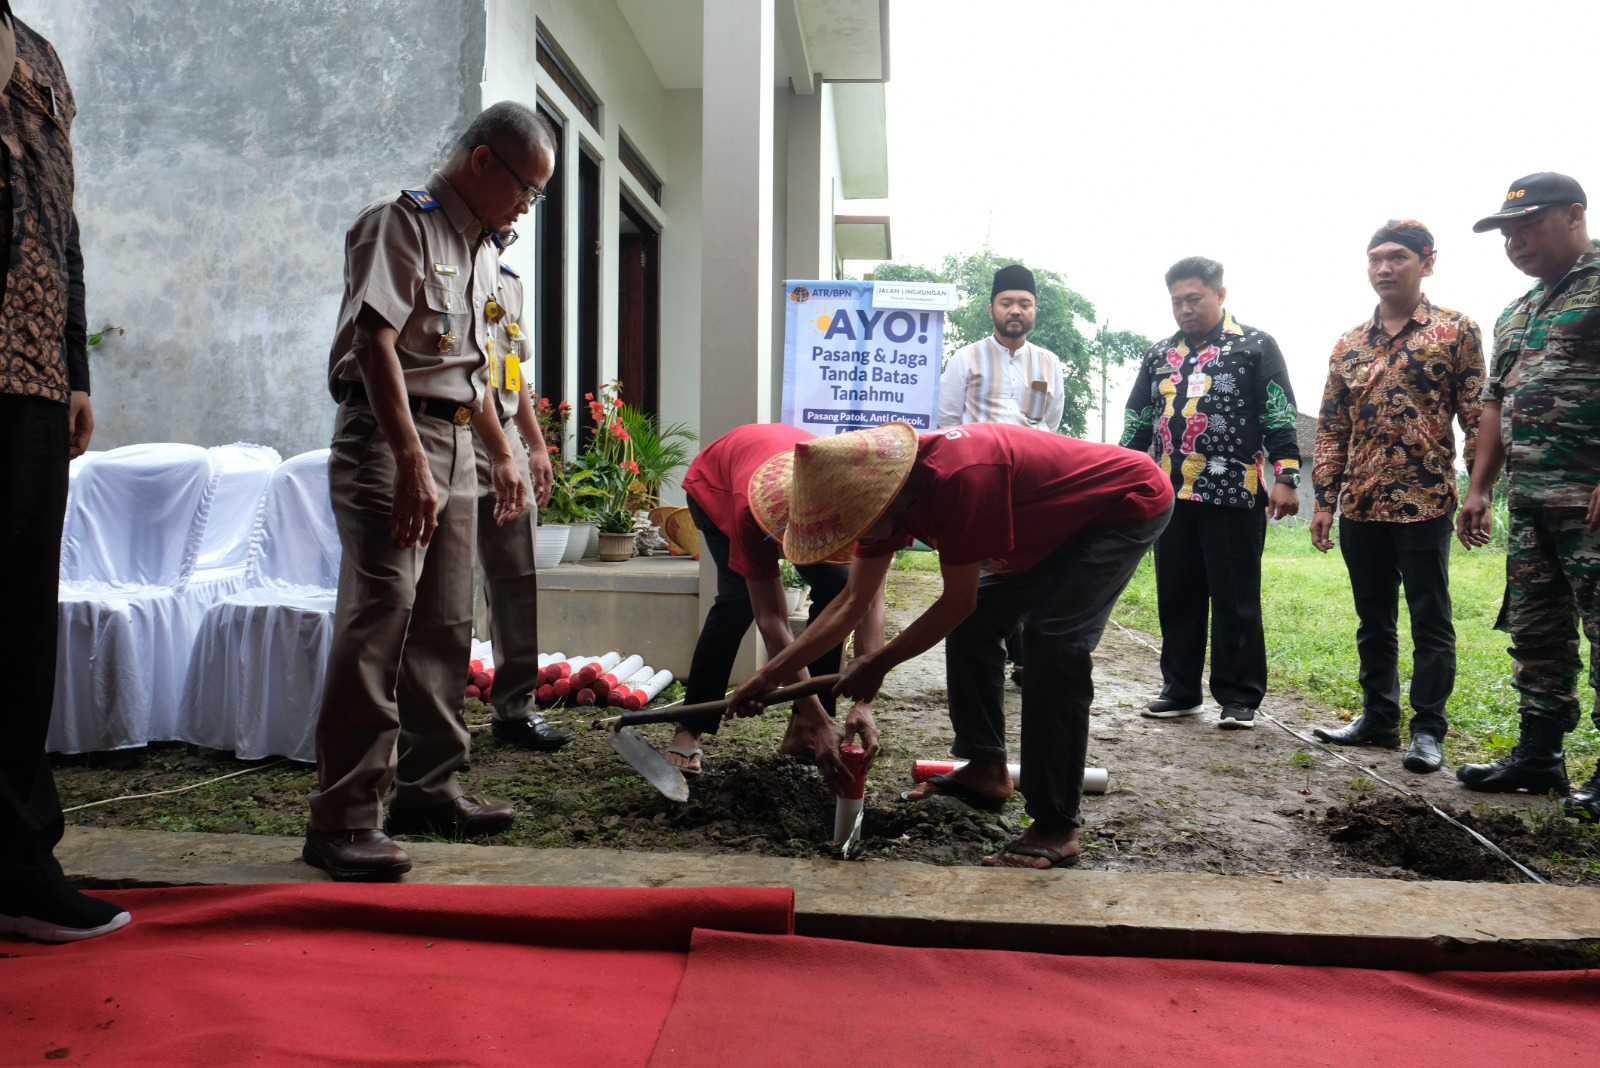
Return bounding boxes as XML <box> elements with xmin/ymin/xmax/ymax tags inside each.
<box><xmin>730</xmin><ymin>422</ymin><xmax>1172</xmax><ymax>867</ymax></box>
<box><xmin>671</xmin><ymin>424</ymin><xmax>883</xmax><ymax>773</ymax></box>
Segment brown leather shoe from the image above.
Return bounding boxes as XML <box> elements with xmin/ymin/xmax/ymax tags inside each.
<box><xmin>384</xmin><ymin>796</ymin><xmax>515</xmax><ymax>839</ymax></box>
<box><xmin>302</xmin><ymin>830</ymin><xmax>412</xmax><ymax>882</ymax></box>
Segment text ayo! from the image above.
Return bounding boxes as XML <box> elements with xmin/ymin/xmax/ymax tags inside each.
<box><xmin>820</xmin><ymin>308</ymin><xmax>934</xmax><ymax>344</ymax></box>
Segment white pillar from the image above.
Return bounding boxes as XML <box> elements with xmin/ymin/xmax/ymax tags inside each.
<box><xmin>699</xmin><ymin>0</ymin><xmax>775</xmax><ymax>443</ymax></box>
<box><xmin>699</xmin><ymin>0</ymin><xmax>776</xmax><ymax>675</ymax></box>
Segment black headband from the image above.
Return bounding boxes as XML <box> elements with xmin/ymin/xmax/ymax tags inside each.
<box><xmin>1368</xmin><ymin>224</ymin><xmax>1434</xmax><ymax>258</ymax></box>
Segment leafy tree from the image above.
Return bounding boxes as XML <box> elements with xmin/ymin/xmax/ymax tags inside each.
<box><xmin>873</xmin><ymin>252</ymin><xmax>1098</xmax><ymax>435</ymax></box>
<box><xmin>1088</xmin><ymin>324</ymin><xmax>1155</xmax><ymax>442</ymax></box>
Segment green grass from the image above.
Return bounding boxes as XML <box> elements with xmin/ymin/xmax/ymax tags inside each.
<box><xmin>1114</xmin><ymin>522</ymin><xmax>1596</xmax><ymax>764</ymax></box>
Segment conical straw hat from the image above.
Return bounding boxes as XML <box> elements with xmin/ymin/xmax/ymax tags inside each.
<box><xmin>750</xmin><ymin>422</ymin><xmax>917</xmax><ymax>565</ymax></box>
<box><xmin>659</xmin><ymin>506</ymin><xmax>699</xmax><ymax>557</ymax></box>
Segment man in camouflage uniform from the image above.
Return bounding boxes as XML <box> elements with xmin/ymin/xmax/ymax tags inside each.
<box><xmin>1457</xmin><ymin>172</ymin><xmax>1600</xmax><ymax>820</ymax></box>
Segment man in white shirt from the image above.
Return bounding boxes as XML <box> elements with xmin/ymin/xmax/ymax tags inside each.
<box><xmin>936</xmin><ymin>264</ymin><xmax>1065</xmax><ymax>683</ymax></box>
<box><xmin>937</xmin><ymin>264</ymin><xmax>1065</xmax><ymax>431</ymax></box>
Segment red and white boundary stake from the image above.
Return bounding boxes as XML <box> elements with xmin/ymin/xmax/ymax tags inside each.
<box><xmin>833</xmin><ymin>745</ymin><xmax>868</xmax><ymax>845</ymax></box>
<box><xmin>622</xmin><ymin>669</ymin><xmax>674</xmax><ymax>711</ymax></box>
<box><xmin>592</xmin><ymin>655</ymin><xmax>645</xmax><ymax>701</ymax></box>
<box><xmin>911</xmin><ymin>759</ymin><xmax>1109</xmax><ymax>794</ymax></box>
<box><xmin>608</xmin><ymin>664</ymin><xmax>657</xmax><ymax>707</ymax></box>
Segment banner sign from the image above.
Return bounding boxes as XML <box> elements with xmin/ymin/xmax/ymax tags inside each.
<box><xmin>869</xmin><ymin>280</ymin><xmax>959</xmax><ymax>311</ymax></box>
<box><xmin>781</xmin><ymin>280</ymin><xmax>944</xmax><ymax>435</ymax></box>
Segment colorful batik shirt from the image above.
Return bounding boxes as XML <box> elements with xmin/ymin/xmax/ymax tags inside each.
<box><xmin>1313</xmin><ymin>296</ymin><xmax>1484</xmax><ymax>522</ymax></box>
<box><xmin>1482</xmin><ymin>240</ymin><xmax>1600</xmax><ymax>510</ymax></box>
<box><xmin>1121</xmin><ymin>310</ymin><xmax>1300</xmax><ymax>508</ymax></box>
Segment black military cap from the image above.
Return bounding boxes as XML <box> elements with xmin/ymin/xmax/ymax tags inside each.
<box><xmin>1473</xmin><ymin>172</ymin><xmax>1587</xmax><ymax>233</ymax></box>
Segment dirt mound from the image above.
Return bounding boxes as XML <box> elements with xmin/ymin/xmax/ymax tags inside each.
<box><xmin>628</xmin><ymin>755</ymin><xmax>1020</xmax><ymax>863</ymax></box>
<box><xmin>1324</xmin><ymin>795</ymin><xmax>1600</xmax><ymax>882</ymax></box>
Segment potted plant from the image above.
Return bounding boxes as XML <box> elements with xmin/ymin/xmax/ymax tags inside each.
<box><xmin>779</xmin><ymin>559</ymin><xmax>808</xmax><ymax>615</ymax></box>
<box><xmin>618</xmin><ymin>403</ymin><xmax>697</xmax><ymax>510</ymax></box>
<box><xmin>596</xmin><ymin>505</ymin><xmax>637</xmax><ymax>561</ymax></box>
<box><xmin>548</xmin><ymin>466</ymin><xmax>607</xmax><ymax>562</ymax></box>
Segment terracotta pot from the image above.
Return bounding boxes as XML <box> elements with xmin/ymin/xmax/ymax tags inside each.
<box><xmin>597</xmin><ymin>530</ymin><xmax>635</xmax><ymax>561</ymax></box>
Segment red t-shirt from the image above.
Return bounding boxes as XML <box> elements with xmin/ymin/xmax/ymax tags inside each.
<box><xmin>680</xmin><ymin>423</ymin><xmax>814</xmax><ymax>580</ymax></box>
<box><xmin>858</xmin><ymin>423</ymin><xmax>1172</xmax><ymax>574</ymax></box>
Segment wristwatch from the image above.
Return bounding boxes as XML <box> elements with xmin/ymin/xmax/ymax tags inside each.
<box><xmin>1276</xmin><ymin>469</ymin><xmax>1301</xmax><ymax>489</ymax></box>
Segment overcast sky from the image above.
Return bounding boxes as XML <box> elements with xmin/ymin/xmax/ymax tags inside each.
<box><xmin>848</xmin><ymin>0</ymin><xmax>1600</xmax><ymax>441</ymax></box>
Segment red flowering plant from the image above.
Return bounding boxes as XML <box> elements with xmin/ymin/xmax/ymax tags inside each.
<box><xmin>573</xmin><ymin>380</ymin><xmax>638</xmax><ymax>533</ymax></box>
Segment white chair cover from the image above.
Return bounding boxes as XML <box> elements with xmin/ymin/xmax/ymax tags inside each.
<box><xmin>176</xmin><ymin>450</ymin><xmax>338</xmax><ymax>762</ymax></box>
<box><xmin>51</xmin><ymin>444</ymin><xmax>217</xmax><ymax>753</ymax></box>
<box><xmin>182</xmin><ymin>443</ymin><xmax>282</xmax><ymax>615</ymax></box>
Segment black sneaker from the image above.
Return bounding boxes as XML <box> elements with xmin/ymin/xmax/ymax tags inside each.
<box><xmin>1142</xmin><ymin>697</ymin><xmax>1203</xmax><ymax>719</ymax></box>
<box><xmin>491</xmin><ymin>712</ymin><xmax>573</xmax><ymax>752</ymax></box>
<box><xmin>0</xmin><ymin>882</ymin><xmax>131</xmax><ymax>943</ymax></box>
<box><xmin>1217</xmin><ymin>705</ymin><xmax>1256</xmax><ymax>730</ymax></box>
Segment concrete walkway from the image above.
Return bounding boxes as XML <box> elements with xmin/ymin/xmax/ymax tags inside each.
<box><xmin>57</xmin><ymin>826</ymin><xmax>1600</xmax><ymax>971</ymax></box>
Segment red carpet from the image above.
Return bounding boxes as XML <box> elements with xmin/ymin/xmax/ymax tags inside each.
<box><xmin>5</xmin><ymin>885</ymin><xmax>1597</xmax><ymax>1067</ymax></box>
<box><xmin>0</xmin><ymin>883</ymin><xmax>792</xmax><ymax>1067</ymax></box>
<box><xmin>648</xmin><ymin>930</ymin><xmax>1600</xmax><ymax>1067</ymax></box>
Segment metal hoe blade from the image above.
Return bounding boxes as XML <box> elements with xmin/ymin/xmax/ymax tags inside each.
<box><xmin>607</xmin><ymin>726</ymin><xmax>691</xmax><ymax>802</ymax></box>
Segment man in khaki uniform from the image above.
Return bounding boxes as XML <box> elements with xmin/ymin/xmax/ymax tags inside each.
<box><xmin>305</xmin><ymin>102</ymin><xmax>554</xmax><ymax>881</ymax></box>
<box><xmin>478</xmin><ymin>226</ymin><xmax>569</xmax><ymax>750</ymax></box>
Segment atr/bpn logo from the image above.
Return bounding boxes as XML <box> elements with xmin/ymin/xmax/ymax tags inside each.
<box><xmin>790</xmin><ymin>286</ymin><xmax>810</xmax><ymax>302</ymax></box>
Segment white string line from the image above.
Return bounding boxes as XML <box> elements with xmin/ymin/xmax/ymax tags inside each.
<box><xmin>1109</xmin><ymin>618</ymin><xmax>1549</xmax><ymax>885</ymax></box>
<box><xmin>61</xmin><ymin>759</ymin><xmax>291</xmax><ymax>813</ymax></box>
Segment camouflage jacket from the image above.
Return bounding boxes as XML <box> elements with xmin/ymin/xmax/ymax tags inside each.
<box><xmin>1483</xmin><ymin>240</ymin><xmax>1600</xmax><ymax>509</ymax></box>
<box><xmin>1121</xmin><ymin>310</ymin><xmax>1300</xmax><ymax>509</ymax></box>
<box><xmin>1313</xmin><ymin>296</ymin><xmax>1484</xmax><ymax>522</ymax></box>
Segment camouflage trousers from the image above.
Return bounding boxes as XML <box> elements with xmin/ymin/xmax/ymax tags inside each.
<box><xmin>1501</xmin><ymin>507</ymin><xmax>1600</xmax><ymax>732</ymax></box>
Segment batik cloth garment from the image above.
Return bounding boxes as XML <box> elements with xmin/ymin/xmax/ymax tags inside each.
<box><xmin>1313</xmin><ymin>296</ymin><xmax>1484</xmax><ymax>521</ymax></box>
<box><xmin>1121</xmin><ymin>310</ymin><xmax>1300</xmax><ymax>508</ymax></box>
<box><xmin>1482</xmin><ymin>240</ymin><xmax>1600</xmax><ymax>510</ymax></box>
<box><xmin>0</xmin><ymin>18</ymin><xmax>86</xmax><ymax>403</ymax></box>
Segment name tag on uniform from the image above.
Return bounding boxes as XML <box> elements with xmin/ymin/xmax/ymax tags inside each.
<box><xmin>433</xmin><ymin>263</ymin><xmax>459</xmax><ymax>276</ymax></box>
<box><xmin>505</xmin><ymin>355</ymin><xmax>521</xmax><ymax>392</ymax></box>
<box><xmin>1187</xmin><ymin>372</ymin><xmax>1208</xmax><ymax>395</ymax></box>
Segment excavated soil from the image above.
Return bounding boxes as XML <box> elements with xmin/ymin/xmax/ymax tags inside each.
<box><xmin>52</xmin><ymin>570</ymin><xmax>1600</xmax><ymax>883</ymax></box>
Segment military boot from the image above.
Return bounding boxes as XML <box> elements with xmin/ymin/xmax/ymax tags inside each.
<box><xmin>1563</xmin><ymin>761</ymin><xmax>1600</xmax><ymax>822</ymax></box>
<box><xmin>1456</xmin><ymin>716</ymin><xmax>1570</xmax><ymax>794</ymax></box>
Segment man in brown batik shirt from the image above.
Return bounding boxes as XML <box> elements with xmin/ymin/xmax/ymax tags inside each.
<box><xmin>1309</xmin><ymin>220</ymin><xmax>1484</xmax><ymax>774</ymax></box>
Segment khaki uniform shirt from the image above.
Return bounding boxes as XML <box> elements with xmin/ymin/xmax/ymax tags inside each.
<box><xmin>486</xmin><ymin>255</ymin><xmax>525</xmax><ymax>421</ymax></box>
<box><xmin>327</xmin><ymin>171</ymin><xmax>498</xmax><ymax>407</ymax></box>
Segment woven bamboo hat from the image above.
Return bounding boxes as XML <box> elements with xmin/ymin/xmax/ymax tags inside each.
<box><xmin>659</xmin><ymin>506</ymin><xmax>699</xmax><ymax>557</ymax></box>
<box><xmin>749</xmin><ymin>422</ymin><xmax>918</xmax><ymax>565</ymax></box>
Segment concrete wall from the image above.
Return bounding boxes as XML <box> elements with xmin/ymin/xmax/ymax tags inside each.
<box><xmin>25</xmin><ymin>0</ymin><xmax>487</xmax><ymax>457</ymax></box>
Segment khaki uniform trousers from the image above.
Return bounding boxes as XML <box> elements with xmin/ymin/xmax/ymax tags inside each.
<box><xmin>475</xmin><ymin>423</ymin><xmax>540</xmax><ymax>721</ymax></box>
<box><xmin>309</xmin><ymin>403</ymin><xmax>477</xmax><ymax>831</ymax></box>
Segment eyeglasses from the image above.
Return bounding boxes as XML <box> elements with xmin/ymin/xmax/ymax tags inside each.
<box><xmin>485</xmin><ymin>144</ymin><xmax>547</xmax><ymax>206</ymax></box>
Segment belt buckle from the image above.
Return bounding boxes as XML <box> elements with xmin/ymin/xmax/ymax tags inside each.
<box><xmin>452</xmin><ymin>406</ymin><xmax>472</xmax><ymax>427</ymax></box>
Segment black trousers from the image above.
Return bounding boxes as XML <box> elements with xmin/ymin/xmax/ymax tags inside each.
<box><xmin>946</xmin><ymin>503</ymin><xmax>1171</xmax><ymax>828</ymax></box>
<box><xmin>0</xmin><ymin>395</ymin><xmax>72</xmax><ymax>887</ymax></box>
<box><xmin>1338</xmin><ymin>513</ymin><xmax>1454</xmax><ymax>735</ymax></box>
<box><xmin>1153</xmin><ymin>499</ymin><xmax>1267</xmax><ymax>710</ymax></box>
<box><xmin>683</xmin><ymin>494</ymin><xmax>848</xmax><ymax>734</ymax></box>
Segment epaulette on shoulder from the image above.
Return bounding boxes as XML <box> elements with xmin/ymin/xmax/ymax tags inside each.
<box><xmin>400</xmin><ymin>189</ymin><xmax>441</xmax><ymax>212</ymax></box>
<box><xmin>500</xmin><ymin>262</ymin><xmax>520</xmax><ymax>278</ymax></box>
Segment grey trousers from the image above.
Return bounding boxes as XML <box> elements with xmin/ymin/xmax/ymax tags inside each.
<box><xmin>474</xmin><ymin>424</ymin><xmax>539</xmax><ymax>721</ymax></box>
<box><xmin>946</xmin><ymin>503</ymin><xmax>1171</xmax><ymax>828</ymax></box>
<box><xmin>309</xmin><ymin>403</ymin><xmax>477</xmax><ymax>831</ymax></box>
